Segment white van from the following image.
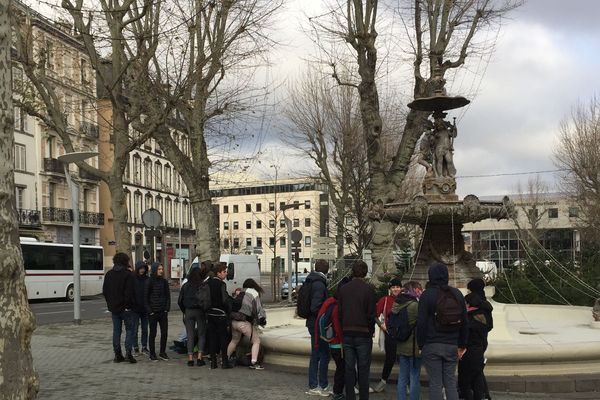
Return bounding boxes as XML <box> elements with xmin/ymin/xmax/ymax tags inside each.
<box><xmin>190</xmin><ymin>254</ymin><xmax>261</xmax><ymax>295</ymax></box>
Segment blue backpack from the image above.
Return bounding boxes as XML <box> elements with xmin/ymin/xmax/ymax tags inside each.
<box><xmin>318</xmin><ymin>302</ymin><xmax>336</xmax><ymax>342</ymax></box>
<box><xmin>387</xmin><ymin>302</ymin><xmax>414</xmax><ymax>342</ymax></box>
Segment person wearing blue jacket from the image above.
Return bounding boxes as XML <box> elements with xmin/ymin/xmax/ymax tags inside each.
<box><xmin>416</xmin><ymin>262</ymin><xmax>468</xmax><ymax>400</ymax></box>
<box><xmin>305</xmin><ymin>259</ymin><xmax>330</xmax><ymax>396</ymax></box>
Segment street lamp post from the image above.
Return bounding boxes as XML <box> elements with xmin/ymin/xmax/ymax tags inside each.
<box><xmin>57</xmin><ymin>151</ymin><xmax>99</xmax><ymax>325</ymax></box>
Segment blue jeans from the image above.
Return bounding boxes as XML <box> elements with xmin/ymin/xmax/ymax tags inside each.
<box><xmin>343</xmin><ymin>336</ymin><xmax>372</xmax><ymax>400</ymax></box>
<box><xmin>308</xmin><ymin>326</ymin><xmax>330</xmax><ymax>389</ymax></box>
<box><xmin>422</xmin><ymin>343</ymin><xmax>459</xmax><ymax>400</ymax></box>
<box><xmin>397</xmin><ymin>355</ymin><xmax>422</xmax><ymax>400</ymax></box>
<box><xmin>133</xmin><ymin>311</ymin><xmax>149</xmax><ymax>349</ymax></box>
<box><xmin>111</xmin><ymin>310</ymin><xmax>136</xmax><ymax>354</ymax></box>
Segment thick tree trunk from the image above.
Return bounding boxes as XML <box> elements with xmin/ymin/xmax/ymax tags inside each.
<box><xmin>189</xmin><ymin>189</ymin><xmax>219</xmax><ymax>262</ymax></box>
<box><xmin>0</xmin><ymin>1</ymin><xmax>39</xmax><ymax>396</ymax></box>
<box><xmin>108</xmin><ymin>176</ymin><xmax>130</xmax><ymax>254</ymax></box>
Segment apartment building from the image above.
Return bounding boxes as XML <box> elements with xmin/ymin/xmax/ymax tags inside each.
<box><xmin>463</xmin><ymin>193</ymin><xmax>580</xmax><ymax>270</ymax></box>
<box><xmin>97</xmin><ymin>99</ymin><xmax>197</xmax><ymax>271</ymax></box>
<box><xmin>12</xmin><ymin>2</ymin><xmax>103</xmax><ymax>245</ymax></box>
<box><xmin>211</xmin><ymin>179</ymin><xmax>330</xmax><ymax>273</ymax></box>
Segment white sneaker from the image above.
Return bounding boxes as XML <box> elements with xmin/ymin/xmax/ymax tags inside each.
<box><xmin>354</xmin><ymin>386</ymin><xmax>359</xmax><ymax>395</ymax></box>
<box><xmin>305</xmin><ymin>388</ymin><xmax>324</xmax><ymax>396</ymax></box>
<box><xmin>319</xmin><ymin>386</ymin><xmax>332</xmax><ymax>396</ymax></box>
<box><xmin>372</xmin><ymin>379</ymin><xmax>386</xmax><ymax>393</ymax></box>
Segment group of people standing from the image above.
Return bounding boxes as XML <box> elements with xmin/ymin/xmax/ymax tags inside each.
<box><xmin>304</xmin><ymin>260</ymin><xmax>493</xmax><ymax>400</ymax></box>
<box><xmin>103</xmin><ymin>252</ymin><xmax>267</xmax><ymax>370</ymax></box>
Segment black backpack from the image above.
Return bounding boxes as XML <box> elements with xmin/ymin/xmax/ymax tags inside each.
<box><xmin>196</xmin><ymin>281</ymin><xmax>212</xmax><ymax>311</ymax></box>
<box><xmin>434</xmin><ymin>287</ymin><xmax>463</xmax><ymax>332</ymax></box>
<box><xmin>231</xmin><ymin>290</ymin><xmax>245</xmax><ymax>313</ymax></box>
<box><xmin>387</xmin><ymin>302</ymin><xmax>415</xmax><ymax>342</ymax></box>
<box><xmin>296</xmin><ymin>280</ymin><xmax>314</xmax><ymax>319</ymax></box>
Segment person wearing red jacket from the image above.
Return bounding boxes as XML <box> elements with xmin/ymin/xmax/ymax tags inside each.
<box><xmin>372</xmin><ymin>277</ymin><xmax>403</xmax><ymax>393</ymax></box>
<box><xmin>314</xmin><ymin>277</ymin><xmax>350</xmax><ymax>400</ymax></box>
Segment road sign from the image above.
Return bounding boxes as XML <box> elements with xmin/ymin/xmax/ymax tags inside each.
<box><xmin>291</xmin><ymin>229</ymin><xmax>303</xmax><ymax>243</ymax></box>
<box><xmin>142</xmin><ymin>208</ymin><xmax>162</xmax><ymax>228</ymax></box>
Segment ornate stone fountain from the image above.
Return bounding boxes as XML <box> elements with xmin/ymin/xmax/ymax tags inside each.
<box><xmin>371</xmin><ymin>80</ymin><xmax>514</xmax><ymax>287</ymax></box>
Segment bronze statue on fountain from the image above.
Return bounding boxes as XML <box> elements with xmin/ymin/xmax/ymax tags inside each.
<box><xmin>372</xmin><ymin>78</ymin><xmax>515</xmax><ymax>288</ymax></box>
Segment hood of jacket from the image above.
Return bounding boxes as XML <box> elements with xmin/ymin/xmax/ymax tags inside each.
<box><xmin>428</xmin><ymin>262</ymin><xmax>449</xmax><ymax>287</ymax></box>
<box><xmin>395</xmin><ymin>292</ymin><xmax>418</xmax><ymax>305</ymax></box>
<box><xmin>134</xmin><ymin>261</ymin><xmax>148</xmax><ymax>276</ymax></box>
<box><xmin>151</xmin><ymin>262</ymin><xmax>161</xmax><ymax>277</ymax></box>
<box><xmin>305</xmin><ymin>271</ymin><xmax>327</xmax><ymax>285</ymax></box>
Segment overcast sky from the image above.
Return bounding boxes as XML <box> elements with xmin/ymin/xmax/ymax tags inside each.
<box><xmin>250</xmin><ymin>0</ymin><xmax>600</xmax><ymax>198</ymax></box>
<box><xmin>31</xmin><ymin>0</ymin><xmax>600</xmax><ymax>197</ymax></box>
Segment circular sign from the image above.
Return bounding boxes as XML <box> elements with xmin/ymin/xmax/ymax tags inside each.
<box><xmin>291</xmin><ymin>229</ymin><xmax>303</xmax><ymax>243</ymax></box>
<box><xmin>142</xmin><ymin>208</ymin><xmax>163</xmax><ymax>228</ymax></box>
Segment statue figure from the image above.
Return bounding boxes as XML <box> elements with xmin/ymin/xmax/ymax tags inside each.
<box><xmin>417</xmin><ymin>126</ymin><xmax>434</xmax><ymax>177</ymax></box>
<box><xmin>430</xmin><ymin>111</ymin><xmax>457</xmax><ymax>178</ymax></box>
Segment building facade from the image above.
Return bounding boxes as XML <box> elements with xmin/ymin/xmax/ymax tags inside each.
<box><xmin>210</xmin><ymin>179</ymin><xmax>330</xmax><ymax>273</ymax></box>
<box><xmin>13</xmin><ymin>2</ymin><xmax>104</xmax><ymax>245</ymax></box>
<box><xmin>463</xmin><ymin>193</ymin><xmax>580</xmax><ymax>270</ymax></box>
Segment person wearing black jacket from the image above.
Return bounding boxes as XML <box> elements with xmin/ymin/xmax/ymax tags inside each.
<box><xmin>103</xmin><ymin>252</ymin><xmax>136</xmax><ymax>363</ymax></box>
<box><xmin>145</xmin><ymin>262</ymin><xmax>171</xmax><ymax>361</ymax></box>
<box><xmin>178</xmin><ymin>264</ymin><xmax>209</xmax><ymax>366</ymax></box>
<box><xmin>207</xmin><ymin>262</ymin><xmax>233</xmax><ymax>369</ymax></box>
<box><xmin>417</xmin><ymin>262</ymin><xmax>468</xmax><ymax>400</ymax></box>
<box><xmin>132</xmin><ymin>260</ymin><xmax>149</xmax><ymax>356</ymax></box>
<box><xmin>338</xmin><ymin>261</ymin><xmax>376</xmax><ymax>400</ymax></box>
<box><xmin>458</xmin><ymin>292</ymin><xmax>493</xmax><ymax>400</ymax></box>
<box><xmin>305</xmin><ymin>259</ymin><xmax>330</xmax><ymax>396</ymax></box>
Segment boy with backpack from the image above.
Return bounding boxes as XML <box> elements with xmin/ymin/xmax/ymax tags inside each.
<box><xmin>416</xmin><ymin>262</ymin><xmax>468</xmax><ymax>400</ymax></box>
<box><xmin>315</xmin><ymin>277</ymin><xmax>351</xmax><ymax>400</ymax></box>
<box><xmin>389</xmin><ymin>281</ymin><xmax>423</xmax><ymax>400</ymax></box>
<box><xmin>297</xmin><ymin>260</ymin><xmax>330</xmax><ymax>396</ymax></box>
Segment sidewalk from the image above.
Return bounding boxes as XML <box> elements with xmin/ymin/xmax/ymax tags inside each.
<box><xmin>32</xmin><ymin>313</ymin><xmax>594</xmax><ymax>400</ymax></box>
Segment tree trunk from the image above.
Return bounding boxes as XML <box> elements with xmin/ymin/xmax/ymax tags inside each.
<box><xmin>108</xmin><ymin>176</ymin><xmax>130</xmax><ymax>254</ymax></box>
<box><xmin>0</xmin><ymin>1</ymin><xmax>38</xmax><ymax>396</ymax></box>
<box><xmin>189</xmin><ymin>189</ymin><xmax>219</xmax><ymax>262</ymax></box>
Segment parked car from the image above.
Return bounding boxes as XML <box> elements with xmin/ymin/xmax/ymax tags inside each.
<box><xmin>281</xmin><ymin>273</ymin><xmax>308</xmax><ymax>300</ymax></box>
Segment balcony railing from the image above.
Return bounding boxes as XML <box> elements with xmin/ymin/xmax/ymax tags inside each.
<box><xmin>17</xmin><ymin>209</ymin><xmax>41</xmax><ymax>228</ymax></box>
<box><xmin>42</xmin><ymin>207</ymin><xmax>104</xmax><ymax>226</ymax></box>
<box><xmin>43</xmin><ymin>158</ymin><xmax>65</xmax><ymax>174</ymax></box>
<box><xmin>79</xmin><ymin>169</ymin><xmax>100</xmax><ymax>181</ymax></box>
<box><xmin>81</xmin><ymin>122</ymin><xmax>99</xmax><ymax>138</ymax></box>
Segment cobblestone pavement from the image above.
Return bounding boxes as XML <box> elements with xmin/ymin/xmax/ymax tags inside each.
<box><xmin>32</xmin><ymin>313</ymin><xmax>595</xmax><ymax>400</ymax></box>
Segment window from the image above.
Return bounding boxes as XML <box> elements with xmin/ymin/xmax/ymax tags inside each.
<box><xmin>280</xmin><ymin>219</ymin><xmax>286</xmax><ymax>228</ymax></box>
<box><xmin>293</xmin><ymin>200</ymin><xmax>300</xmax><ymax>210</ymax></box>
<box><xmin>144</xmin><ymin>159</ymin><xmax>152</xmax><ymax>187</ymax></box>
<box><xmin>13</xmin><ymin>107</ymin><xmax>21</xmax><ymax>131</ymax></box>
<box><xmin>345</xmin><ymin>215</ymin><xmax>353</xmax><ymax>225</ymax></box>
<box><xmin>280</xmin><ymin>237</ymin><xmax>286</xmax><ymax>248</ymax></box>
<box><xmin>269</xmin><ymin>219</ymin><xmax>275</xmax><ymax>228</ymax></box>
<box><xmin>246</xmin><ymin>238</ymin><xmax>252</xmax><ymax>247</ymax></box>
<box><xmin>223</xmin><ymin>239</ymin><xmax>230</xmax><ymax>249</ymax></box>
<box><xmin>233</xmin><ymin>221</ymin><xmax>239</xmax><ymax>230</ymax></box>
<box><xmin>246</xmin><ymin>204</ymin><xmax>251</xmax><ymax>212</ymax></box>
<box><xmin>45</xmin><ymin>136</ymin><xmax>55</xmax><ymax>158</ymax></box>
<box><xmin>293</xmin><ymin>218</ymin><xmax>299</xmax><ymax>227</ymax></box>
<box><xmin>269</xmin><ymin>237</ymin><xmax>275</xmax><ymax>247</ymax></box>
<box><xmin>304</xmin><ymin>200</ymin><xmax>311</xmax><ymax>209</ymax></box>
<box><xmin>46</xmin><ymin>41</ymin><xmax>54</xmax><ymax>69</ymax></box>
<box><xmin>256</xmin><ymin>203</ymin><xmax>262</xmax><ymax>212</ymax></box>
<box><xmin>14</xmin><ymin>144</ymin><xmax>26</xmax><ymax>171</ymax></box>
<box><xmin>569</xmin><ymin>207</ymin><xmax>579</xmax><ymax>218</ymax></box>
<box><xmin>233</xmin><ymin>204</ymin><xmax>239</xmax><ymax>213</ymax></box>
<box><xmin>548</xmin><ymin>208</ymin><xmax>558</xmax><ymax>219</ymax></box>
<box><xmin>280</xmin><ymin>201</ymin><xmax>285</xmax><ymax>209</ymax></box>
<box><xmin>233</xmin><ymin>238</ymin><xmax>239</xmax><ymax>248</ymax></box>
<box><xmin>305</xmin><ymin>236</ymin><xmax>312</xmax><ymax>247</ymax></box>
<box><xmin>134</xmin><ymin>193</ymin><xmax>142</xmax><ymax>222</ymax></box>
<box><xmin>48</xmin><ymin>182</ymin><xmax>56</xmax><ymax>208</ymax></box>
<box><xmin>80</xmin><ymin>58</ymin><xmax>88</xmax><ymax>83</ymax></box>
<box><xmin>256</xmin><ymin>220</ymin><xmax>262</xmax><ymax>229</ymax></box>
<box><xmin>305</xmin><ymin>218</ymin><xmax>311</xmax><ymax>227</ymax></box>
<box><xmin>154</xmin><ymin>162</ymin><xmax>162</xmax><ymax>189</ymax></box>
<box><xmin>15</xmin><ymin>186</ymin><xmax>25</xmax><ymax>209</ymax></box>
<box><xmin>528</xmin><ymin>208</ymin><xmax>539</xmax><ymax>220</ymax></box>
<box><xmin>223</xmin><ymin>205</ymin><xmax>229</xmax><ymax>214</ymax></box>
<box><xmin>223</xmin><ymin>222</ymin><xmax>229</xmax><ymax>230</ymax></box>
<box><xmin>269</xmin><ymin>202</ymin><xmax>275</xmax><ymax>211</ymax></box>
<box><xmin>256</xmin><ymin>237</ymin><xmax>263</xmax><ymax>248</ymax></box>
<box><xmin>246</xmin><ymin>221</ymin><xmax>251</xmax><ymax>229</ymax></box>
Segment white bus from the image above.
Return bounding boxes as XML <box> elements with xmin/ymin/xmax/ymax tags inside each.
<box><xmin>21</xmin><ymin>238</ymin><xmax>104</xmax><ymax>301</ymax></box>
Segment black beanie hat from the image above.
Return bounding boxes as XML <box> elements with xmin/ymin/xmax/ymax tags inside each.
<box><xmin>388</xmin><ymin>277</ymin><xmax>402</xmax><ymax>288</ymax></box>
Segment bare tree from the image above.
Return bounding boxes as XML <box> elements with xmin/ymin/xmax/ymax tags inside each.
<box><xmin>12</xmin><ymin>0</ymin><xmax>168</xmax><ymax>253</ymax></box>
<box><xmin>309</xmin><ymin>0</ymin><xmax>520</xmax><ymax>275</ymax></box>
<box><xmin>555</xmin><ymin>96</ymin><xmax>600</xmax><ymax>244</ymax></box>
<box><xmin>150</xmin><ymin>0</ymin><xmax>283</xmax><ymax>262</ymax></box>
<box><xmin>0</xmin><ymin>0</ymin><xmax>38</xmax><ymax>396</ymax></box>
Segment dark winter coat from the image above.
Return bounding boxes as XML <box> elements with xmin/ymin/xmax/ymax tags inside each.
<box><xmin>207</xmin><ymin>276</ymin><xmax>231</xmax><ymax>316</ymax></box>
<box><xmin>305</xmin><ymin>271</ymin><xmax>328</xmax><ymax>328</ymax></box>
<box><xmin>145</xmin><ymin>263</ymin><xmax>170</xmax><ymax>313</ymax></box>
<box><xmin>103</xmin><ymin>264</ymin><xmax>134</xmax><ymax>313</ymax></box>
<box><xmin>178</xmin><ymin>281</ymin><xmax>202</xmax><ymax>312</ymax></box>
<box><xmin>338</xmin><ymin>277</ymin><xmax>376</xmax><ymax>338</ymax></box>
<box><xmin>132</xmin><ymin>261</ymin><xmax>149</xmax><ymax>313</ymax></box>
<box><xmin>416</xmin><ymin>263</ymin><xmax>468</xmax><ymax>349</ymax></box>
